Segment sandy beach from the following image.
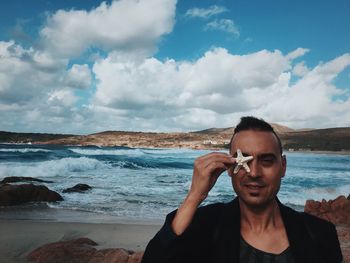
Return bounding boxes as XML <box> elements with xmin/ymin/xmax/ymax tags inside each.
<box><xmin>0</xmin><ymin>219</ymin><xmax>161</xmax><ymax>263</ymax></box>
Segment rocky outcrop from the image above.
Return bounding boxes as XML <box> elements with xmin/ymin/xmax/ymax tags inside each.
<box><xmin>305</xmin><ymin>195</ymin><xmax>350</xmax><ymax>263</ymax></box>
<box><xmin>0</xmin><ymin>183</ymin><xmax>63</xmax><ymax>206</ymax></box>
<box><xmin>27</xmin><ymin>237</ymin><xmax>144</xmax><ymax>263</ymax></box>
<box><xmin>337</xmin><ymin>225</ymin><xmax>350</xmax><ymax>263</ymax></box>
<box><xmin>63</xmin><ymin>184</ymin><xmax>92</xmax><ymax>193</ymax></box>
<box><xmin>0</xmin><ymin>176</ymin><xmax>53</xmax><ymax>184</ymax></box>
<box><xmin>305</xmin><ymin>195</ymin><xmax>350</xmax><ymax>225</ymax></box>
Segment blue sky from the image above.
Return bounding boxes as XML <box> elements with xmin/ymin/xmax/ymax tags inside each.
<box><xmin>0</xmin><ymin>0</ymin><xmax>349</xmax><ymax>134</ymax></box>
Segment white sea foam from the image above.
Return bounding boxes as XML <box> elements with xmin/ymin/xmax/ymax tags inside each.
<box><xmin>0</xmin><ymin>157</ymin><xmax>109</xmax><ymax>179</ymax></box>
<box><xmin>69</xmin><ymin>147</ymin><xmax>212</xmax><ymax>158</ymax></box>
<box><xmin>141</xmin><ymin>148</ymin><xmax>211</xmax><ymax>155</ymax></box>
<box><xmin>69</xmin><ymin>148</ymin><xmax>145</xmax><ymax>156</ymax></box>
<box><xmin>280</xmin><ymin>184</ymin><xmax>350</xmax><ymax>206</ymax></box>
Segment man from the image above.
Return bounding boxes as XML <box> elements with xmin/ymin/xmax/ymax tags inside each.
<box><xmin>141</xmin><ymin>116</ymin><xmax>343</xmax><ymax>263</ymax></box>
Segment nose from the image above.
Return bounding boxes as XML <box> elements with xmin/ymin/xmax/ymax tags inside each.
<box><xmin>248</xmin><ymin>159</ymin><xmax>260</xmax><ymax>178</ymax></box>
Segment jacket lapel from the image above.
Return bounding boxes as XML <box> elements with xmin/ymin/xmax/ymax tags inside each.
<box><xmin>216</xmin><ymin>198</ymin><xmax>324</xmax><ymax>263</ymax></box>
<box><xmin>278</xmin><ymin>199</ymin><xmax>323</xmax><ymax>263</ymax></box>
<box><xmin>214</xmin><ymin>198</ymin><xmax>241</xmax><ymax>263</ymax></box>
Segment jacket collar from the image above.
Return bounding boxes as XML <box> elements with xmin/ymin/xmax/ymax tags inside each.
<box><xmin>222</xmin><ymin>197</ymin><xmax>318</xmax><ymax>263</ymax></box>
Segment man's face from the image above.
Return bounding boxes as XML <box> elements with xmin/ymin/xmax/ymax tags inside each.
<box><xmin>229</xmin><ymin>130</ymin><xmax>286</xmax><ymax>209</ymax></box>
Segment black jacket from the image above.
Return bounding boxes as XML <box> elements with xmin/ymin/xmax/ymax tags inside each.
<box><xmin>142</xmin><ymin>198</ymin><xmax>343</xmax><ymax>263</ymax></box>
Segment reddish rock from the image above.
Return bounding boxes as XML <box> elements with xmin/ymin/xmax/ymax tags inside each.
<box><xmin>27</xmin><ymin>238</ymin><xmax>98</xmax><ymax>263</ymax></box>
<box><xmin>305</xmin><ymin>195</ymin><xmax>350</xmax><ymax>225</ymax></box>
<box><xmin>27</xmin><ymin>238</ymin><xmax>144</xmax><ymax>263</ymax></box>
<box><xmin>305</xmin><ymin>195</ymin><xmax>350</xmax><ymax>263</ymax></box>
<box><xmin>89</xmin><ymin>248</ymin><xmax>130</xmax><ymax>263</ymax></box>
<box><xmin>127</xmin><ymin>251</ymin><xmax>144</xmax><ymax>263</ymax></box>
<box><xmin>0</xmin><ymin>183</ymin><xmax>63</xmax><ymax>206</ymax></box>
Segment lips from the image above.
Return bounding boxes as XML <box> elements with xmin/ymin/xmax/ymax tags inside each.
<box><xmin>242</xmin><ymin>182</ymin><xmax>266</xmax><ymax>193</ymax></box>
<box><xmin>245</xmin><ymin>183</ymin><xmax>264</xmax><ymax>188</ymax></box>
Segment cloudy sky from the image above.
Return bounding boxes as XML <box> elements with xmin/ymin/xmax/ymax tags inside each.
<box><xmin>0</xmin><ymin>0</ymin><xmax>349</xmax><ymax>134</ymax></box>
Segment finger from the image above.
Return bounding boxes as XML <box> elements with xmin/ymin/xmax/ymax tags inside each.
<box><xmin>207</xmin><ymin>162</ymin><xmax>230</xmax><ymax>175</ymax></box>
<box><xmin>202</xmin><ymin>156</ymin><xmax>236</xmax><ymax>169</ymax></box>
<box><xmin>199</xmin><ymin>152</ymin><xmax>232</xmax><ymax>162</ymax></box>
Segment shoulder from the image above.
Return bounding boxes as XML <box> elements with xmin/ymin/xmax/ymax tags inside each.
<box><xmin>195</xmin><ymin>200</ymin><xmax>235</xmax><ymax>219</ymax></box>
<box><xmin>280</xmin><ymin>203</ymin><xmax>341</xmax><ymax>252</ymax></box>
<box><xmin>186</xmin><ymin>199</ymin><xmax>239</xmax><ymax>230</ymax></box>
<box><xmin>280</xmin><ymin>202</ymin><xmax>337</xmax><ymax>234</ymax></box>
<box><xmin>197</xmin><ymin>200</ymin><xmax>233</xmax><ymax>214</ymax></box>
<box><xmin>280</xmin><ymin>203</ymin><xmax>343</xmax><ymax>262</ymax></box>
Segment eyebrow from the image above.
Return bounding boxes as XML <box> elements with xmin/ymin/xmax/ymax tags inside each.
<box><xmin>239</xmin><ymin>152</ymin><xmax>277</xmax><ymax>159</ymax></box>
<box><xmin>257</xmin><ymin>153</ymin><xmax>277</xmax><ymax>160</ymax></box>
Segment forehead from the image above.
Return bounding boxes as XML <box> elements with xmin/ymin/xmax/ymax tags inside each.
<box><xmin>230</xmin><ymin>130</ymin><xmax>280</xmax><ymax>155</ymax></box>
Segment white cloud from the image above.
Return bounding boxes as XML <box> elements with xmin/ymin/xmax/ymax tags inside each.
<box><xmin>185</xmin><ymin>5</ymin><xmax>228</xmax><ymax>19</ymax></box>
<box><xmin>257</xmin><ymin>54</ymin><xmax>350</xmax><ymax>128</ymax></box>
<box><xmin>93</xmin><ymin>48</ymin><xmax>290</xmax><ymax>115</ymax></box>
<box><xmin>204</xmin><ymin>19</ymin><xmax>240</xmax><ymax>38</ymax></box>
<box><xmin>64</xmin><ymin>64</ymin><xmax>92</xmax><ymax>89</ymax></box>
<box><xmin>40</xmin><ymin>0</ymin><xmax>176</xmax><ymax>57</ymax></box>
<box><xmin>292</xmin><ymin>61</ymin><xmax>309</xmax><ymax>77</ymax></box>
<box><xmin>48</xmin><ymin>90</ymin><xmax>78</xmax><ymax>107</ymax></box>
<box><xmin>1</xmin><ymin>34</ymin><xmax>350</xmax><ymax>132</ymax></box>
<box><xmin>0</xmin><ymin>41</ymin><xmax>67</xmax><ymax>103</ymax></box>
<box><xmin>286</xmin><ymin>48</ymin><xmax>310</xmax><ymax>60</ymax></box>
<box><xmin>0</xmin><ymin>0</ymin><xmax>178</xmax><ymax>133</ymax></box>
<box><xmin>90</xmin><ymin>48</ymin><xmax>350</xmax><ymax>131</ymax></box>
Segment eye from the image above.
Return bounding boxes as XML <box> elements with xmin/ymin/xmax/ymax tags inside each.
<box><xmin>260</xmin><ymin>157</ymin><xmax>274</xmax><ymax>166</ymax></box>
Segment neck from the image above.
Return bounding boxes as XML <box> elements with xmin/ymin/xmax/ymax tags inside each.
<box><xmin>239</xmin><ymin>198</ymin><xmax>282</xmax><ymax>234</ymax></box>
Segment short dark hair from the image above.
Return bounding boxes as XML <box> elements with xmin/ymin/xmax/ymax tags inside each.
<box><xmin>229</xmin><ymin>116</ymin><xmax>283</xmax><ymax>154</ymax></box>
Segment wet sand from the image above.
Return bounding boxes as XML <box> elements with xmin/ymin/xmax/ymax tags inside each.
<box><xmin>0</xmin><ymin>219</ymin><xmax>161</xmax><ymax>263</ymax></box>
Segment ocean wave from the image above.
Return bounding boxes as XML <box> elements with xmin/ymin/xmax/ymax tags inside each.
<box><xmin>69</xmin><ymin>147</ymin><xmax>211</xmax><ymax>158</ymax></box>
<box><xmin>279</xmin><ymin>184</ymin><xmax>350</xmax><ymax>206</ymax></box>
<box><xmin>0</xmin><ymin>148</ymin><xmax>51</xmax><ymax>153</ymax></box>
<box><xmin>141</xmin><ymin>148</ymin><xmax>212</xmax><ymax>156</ymax></box>
<box><xmin>69</xmin><ymin>147</ymin><xmax>144</xmax><ymax>156</ymax></box>
<box><xmin>0</xmin><ymin>157</ymin><xmax>110</xmax><ymax>178</ymax></box>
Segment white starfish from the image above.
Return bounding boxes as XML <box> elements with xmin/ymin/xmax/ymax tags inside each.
<box><xmin>233</xmin><ymin>149</ymin><xmax>254</xmax><ymax>174</ymax></box>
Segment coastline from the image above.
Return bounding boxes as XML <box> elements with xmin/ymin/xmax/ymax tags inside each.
<box><xmin>0</xmin><ymin>205</ymin><xmax>162</xmax><ymax>262</ymax></box>
<box><xmin>0</xmin><ymin>219</ymin><xmax>161</xmax><ymax>263</ymax></box>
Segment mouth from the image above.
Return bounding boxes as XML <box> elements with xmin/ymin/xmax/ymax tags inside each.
<box><xmin>244</xmin><ymin>184</ymin><xmax>265</xmax><ymax>191</ymax></box>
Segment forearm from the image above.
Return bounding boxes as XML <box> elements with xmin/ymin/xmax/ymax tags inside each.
<box><xmin>171</xmin><ymin>194</ymin><xmax>202</xmax><ymax>235</ymax></box>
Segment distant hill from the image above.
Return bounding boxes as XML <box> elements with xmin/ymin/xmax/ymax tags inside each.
<box><xmin>0</xmin><ymin>126</ymin><xmax>349</xmax><ymax>153</ymax></box>
<box><xmin>279</xmin><ymin>127</ymin><xmax>350</xmax><ymax>152</ymax></box>
<box><xmin>0</xmin><ymin>131</ymin><xmax>77</xmax><ymax>144</ymax></box>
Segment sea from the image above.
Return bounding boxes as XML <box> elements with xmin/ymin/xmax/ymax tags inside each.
<box><xmin>0</xmin><ymin>144</ymin><xmax>349</xmax><ymax>224</ymax></box>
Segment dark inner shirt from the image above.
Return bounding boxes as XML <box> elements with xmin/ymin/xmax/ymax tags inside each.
<box><xmin>239</xmin><ymin>237</ymin><xmax>295</xmax><ymax>263</ymax></box>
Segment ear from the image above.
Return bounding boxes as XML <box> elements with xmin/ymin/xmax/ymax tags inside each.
<box><xmin>281</xmin><ymin>155</ymin><xmax>287</xmax><ymax>178</ymax></box>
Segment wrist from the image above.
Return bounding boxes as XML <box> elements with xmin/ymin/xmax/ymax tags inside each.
<box><xmin>186</xmin><ymin>192</ymin><xmax>206</xmax><ymax>206</ymax></box>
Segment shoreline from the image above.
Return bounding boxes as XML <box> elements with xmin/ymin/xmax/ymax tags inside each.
<box><xmin>0</xmin><ymin>204</ymin><xmax>164</xmax><ymax>225</ymax></box>
<box><xmin>0</xmin><ymin>219</ymin><xmax>161</xmax><ymax>263</ymax></box>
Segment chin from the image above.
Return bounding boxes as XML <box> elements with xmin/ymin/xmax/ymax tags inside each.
<box><xmin>238</xmin><ymin>193</ymin><xmax>274</xmax><ymax>208</ymax></box>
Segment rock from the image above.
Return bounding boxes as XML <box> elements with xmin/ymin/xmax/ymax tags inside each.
<box><xmin>89</xmin><ymin>248</ymin><xmax>130</xmax><ymax>263</ymax></box>
<box><xmin>63</xmin><ymin>184</ymin><xmax>92</xmax><ymax>193</ymax></box>
<box><xmin>0</xmin><ymin>176</ymin><xmax>53</xmax><ymax>184</ymax></box>
<box><xmin>305</xmin><ymin>195</ymin><xmax>350</xmax><ymax>225</ymax></box>
<box><xmin>305</xmin><ymin>195</ymin><xmax>350</xmax><ymax>263</ymax></box>
<box><xmin>127</xmin><ymin>251</ymin><xmax>144</xmax><ymax>263</ymax></box>
<box><xmin>27</xmin><ymin>237</ymin><xmax>98</xmax><ymax>263</ymax></box>
<box><xmin>337</xmin><ymin>226</ymin><xmax>350</xmax><ymax>263</ymax></box>
<box><xmin>0</xmin><ymin>183</ymin><xmax>63</xmax><ymax>206</ymax></box>
<box><xmin>27</xmin><ymin>238</ymin><xmax>144</xmax><ymax>263</ymax></box>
